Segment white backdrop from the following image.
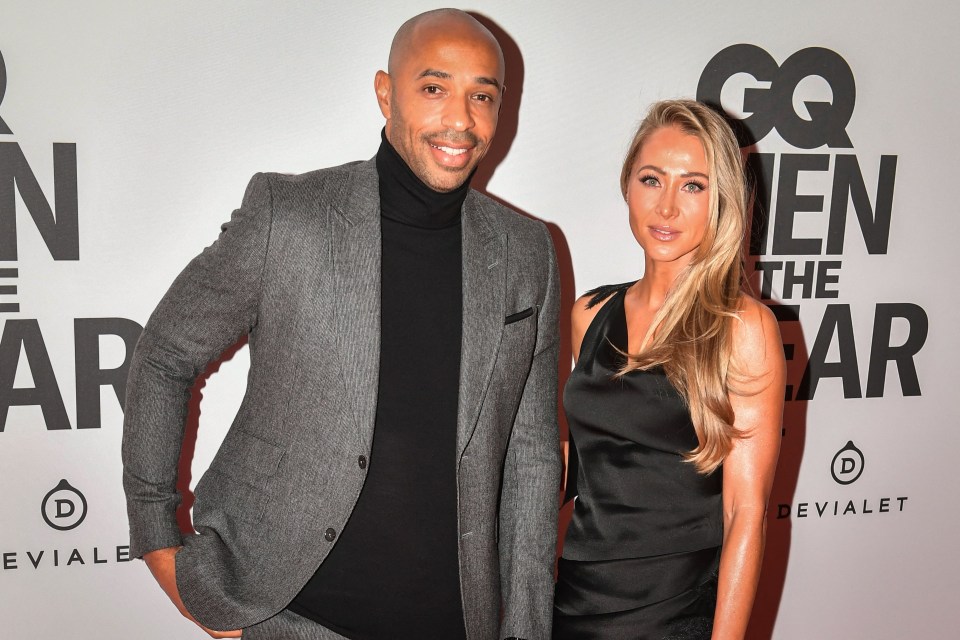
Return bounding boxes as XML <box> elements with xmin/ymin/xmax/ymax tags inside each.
<box><xmin>1</xmin><ymin>1</ymin><xmax>957</xmax><ymax>638</ymax></box>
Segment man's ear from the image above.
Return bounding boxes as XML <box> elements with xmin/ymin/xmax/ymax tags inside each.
<box><xmin>374</xmin><ymin>70</ymin><xmax>392</xmax><ymax>119</ymax></box>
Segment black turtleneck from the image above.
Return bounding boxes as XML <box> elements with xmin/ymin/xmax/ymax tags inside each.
<box><xmin>288</xmin><ymin>132</ymin><xmax>468</xmax><ymax>640</ymax></box>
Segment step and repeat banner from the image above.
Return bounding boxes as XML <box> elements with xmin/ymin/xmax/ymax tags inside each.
<box><xmin>1</xmin><ymin>1</ymin><xmax>956</xmax><ymax>638</ymax></box>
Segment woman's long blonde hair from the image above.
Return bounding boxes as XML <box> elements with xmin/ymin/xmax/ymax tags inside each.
<box><xmin>619</xmin><ymin>99</ymin><xmax>748</xmax><ymax>475</ymax></box>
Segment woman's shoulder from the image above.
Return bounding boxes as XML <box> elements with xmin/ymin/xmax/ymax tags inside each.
<box><xmin>735</xmin><ymin>294</ymin><xmax>778</xmax><ymax>332</ymax></box>
<box><xmin>572</xmin><ymin>281</ymin><xmax>634</xmax><ymax>331</ymax></box>
<box><xmin>582</xmin><ymin>281</ymin><xmax>636</xmax><ymax>309</ymax></box>
<box><xmin>732</xmin><ymin>293</ymin><xmax>785</xmax><ymax>378</ymax></box>
<box><xmin>571</xmin><ymin>281</ymin><xmax>635</xmax><ymax>360</ymax></box>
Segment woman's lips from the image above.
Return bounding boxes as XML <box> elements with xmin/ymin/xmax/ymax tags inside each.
<box><xmin>648</xmin><ymin>226</ymin><xmax>681</xmax><ymax>241</ymax></box>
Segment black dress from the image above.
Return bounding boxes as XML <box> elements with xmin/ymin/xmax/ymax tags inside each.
<box><xmin>553</xmin><ymin>284</ymin><xmax>722</xmax><ymax>640</ymax></box>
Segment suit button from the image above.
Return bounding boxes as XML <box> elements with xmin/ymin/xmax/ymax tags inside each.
<box><xmin>358</xmin><ymin>455</ymin><xmax>367</xmax><ymax>469</ymax></box>
<box><xmin>324</xmin><ymin>527</ymin><xmax>336</xmax><ymax>542</ymax></box>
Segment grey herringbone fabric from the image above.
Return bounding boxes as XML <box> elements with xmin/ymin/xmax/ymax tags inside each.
<box><xmin>121</xmin><ymin>158</ymin><xmax>561</xmax><ymax>639</ymax></box>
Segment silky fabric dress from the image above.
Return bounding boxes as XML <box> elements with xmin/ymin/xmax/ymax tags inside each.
<box><xmin>553</xmin><ymin>283</ymin><xmax>722</xmax><ymax>640</ymax></box>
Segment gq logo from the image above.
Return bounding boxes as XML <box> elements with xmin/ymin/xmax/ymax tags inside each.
<box><xmin>831</xmin><ymin>441</ymin><xmax>865</xmax><ymax>485</ymax></box>
<box><xmin>41</xmin><ymin>479</ymin><xmax>87</xmax><ymax>531</ymax></box>
<box><xmin>697</xmin><ymin>43</ymin><xmax>855</xmax><ymax>149</ymax></box>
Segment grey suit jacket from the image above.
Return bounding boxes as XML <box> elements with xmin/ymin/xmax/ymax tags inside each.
<box><xmin>121</xmin><ymin>158</ymin><xmax>561</xmax><ymax>639</ymax></box>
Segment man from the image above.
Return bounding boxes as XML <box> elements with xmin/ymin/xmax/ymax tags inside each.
<box><xmin>122</xmin><ymin>9</ymin><xmax>561</xmax><ymax>640</ymax></box>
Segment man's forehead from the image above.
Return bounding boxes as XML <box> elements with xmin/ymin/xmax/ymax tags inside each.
<box><xmin>399</xmin><ymin>37</ymin><xmax>503</xmax><ymax>79</ymax></box>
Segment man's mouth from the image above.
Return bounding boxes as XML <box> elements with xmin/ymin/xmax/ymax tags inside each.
<box><xmin>431</xmin><ymin>144</ymin><xmax>469</xmax><ymax>156</ymax></box>
<box><xmin>428</xmin><ymin>140</ymin><xmax>476</xmax><ymax>169</ymax></box>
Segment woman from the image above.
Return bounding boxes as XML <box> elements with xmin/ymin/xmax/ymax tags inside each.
<box><xmin>553</xmin><ymin>100</ymin><xmax>786</xmax><ymax>639</ymax></box>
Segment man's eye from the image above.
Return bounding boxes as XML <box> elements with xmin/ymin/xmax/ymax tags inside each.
<box><xmin>474</xmin><ymin>93</ymin><xmax>493</xmax><ymax>102</ymax></box>
<box><xmin>424</xmin><ymin>85</ymin><xmax>442</xmax><ymax>94</ymax></box>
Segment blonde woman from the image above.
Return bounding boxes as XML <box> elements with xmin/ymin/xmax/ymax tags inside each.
<box><xmin>553</xmin><ymin>100</ymin><xmax>786</xmax><ymax>639</ymax></box>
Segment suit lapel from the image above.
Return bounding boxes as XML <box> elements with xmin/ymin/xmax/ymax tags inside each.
<box><xmin>331</xmin><ymin>160</ymin><xmax>381</xmax><ymax>451</ymax></box>
<box><xmin>457</xmin><ymin>191</ymin><xmax>505</xmax><ymax>459</ymax></box>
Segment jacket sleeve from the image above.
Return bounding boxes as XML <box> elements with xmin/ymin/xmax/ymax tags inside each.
<box><xmin>121</xmin><ymin>173</ymin><xmax>274</xmax><ymax>558</ymax></box>
<box><xmin>498</xmin><ymin>222</ymin><xmax>562</xmax><ymax>639</ymax></box>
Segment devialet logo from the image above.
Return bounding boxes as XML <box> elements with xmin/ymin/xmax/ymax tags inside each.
<box><xmin>41</xmin><ymin>479</ymin><xmax>87</xmax><ymax>531</ymax></box>
<box><xmin>775</xmin><ymin>441</ymin><xmax>908</xmax><ymax>521</ymax></box>
<box><xmin>1</xmin><ymin>480</ymin><xmax>132</xmax><ymax>572</ymax></box>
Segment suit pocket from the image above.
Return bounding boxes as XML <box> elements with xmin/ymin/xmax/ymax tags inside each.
<box><xmin>493</xmin><ymin>304</ymin><xmax>539</xmax><ymax>416</ymax></box>
<box><xmin>504</xmin><ymin>306</ymin><xmax>534</xmax><ymax>325</ymax></box>
<box><xmin>193</xmin><ymin>469</ymin><xmax>271</xmax><ymax>525</ymax></box>
<box><xmin>212</xmin><ymin>429</ymin><xmax>285</xmax><ymax>491</ymax></box>
<box><xmin>502</xmin><ymin>306</ymin><xmax>538</xmax><ymax>354</ymax></box>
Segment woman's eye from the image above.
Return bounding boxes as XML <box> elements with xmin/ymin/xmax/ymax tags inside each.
<box><xmin>683</xmin><ymin>181</ymin><xmax>706</xmax><ymax>193</ymax></box>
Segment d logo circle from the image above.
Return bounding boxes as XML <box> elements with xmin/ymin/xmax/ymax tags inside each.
<box><xmin>41</xmin><ymin>479</ymin><xmax>88</xmax><ymax>531</ymax></box>
<box><xmin>831</xmin><ymin>441</ymin><xmax>865</xmax><ymax>485</ymax></box>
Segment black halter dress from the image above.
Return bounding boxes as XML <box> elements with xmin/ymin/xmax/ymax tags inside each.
<box><xmin>553</xmin><ymin>283</ymin><xmax>722</xmax><ymax>640</ymax></box>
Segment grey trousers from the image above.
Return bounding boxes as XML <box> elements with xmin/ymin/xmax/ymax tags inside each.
<box><xmin>243</xmin><ymin>609</ymin><xmax>350</xmax><ymax>640</ymax></box>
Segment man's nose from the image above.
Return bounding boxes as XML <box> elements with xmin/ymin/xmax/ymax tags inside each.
<box><xmin>441</xmin><ymin>94</ymin><xmax>475</xmax><ymax>131</ymax></box>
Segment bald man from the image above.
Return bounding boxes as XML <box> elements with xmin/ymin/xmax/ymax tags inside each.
<box><xmin>122</xmin><ymin>9</ymin><xmax>561</xmax><ymax>640</ymax></box>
